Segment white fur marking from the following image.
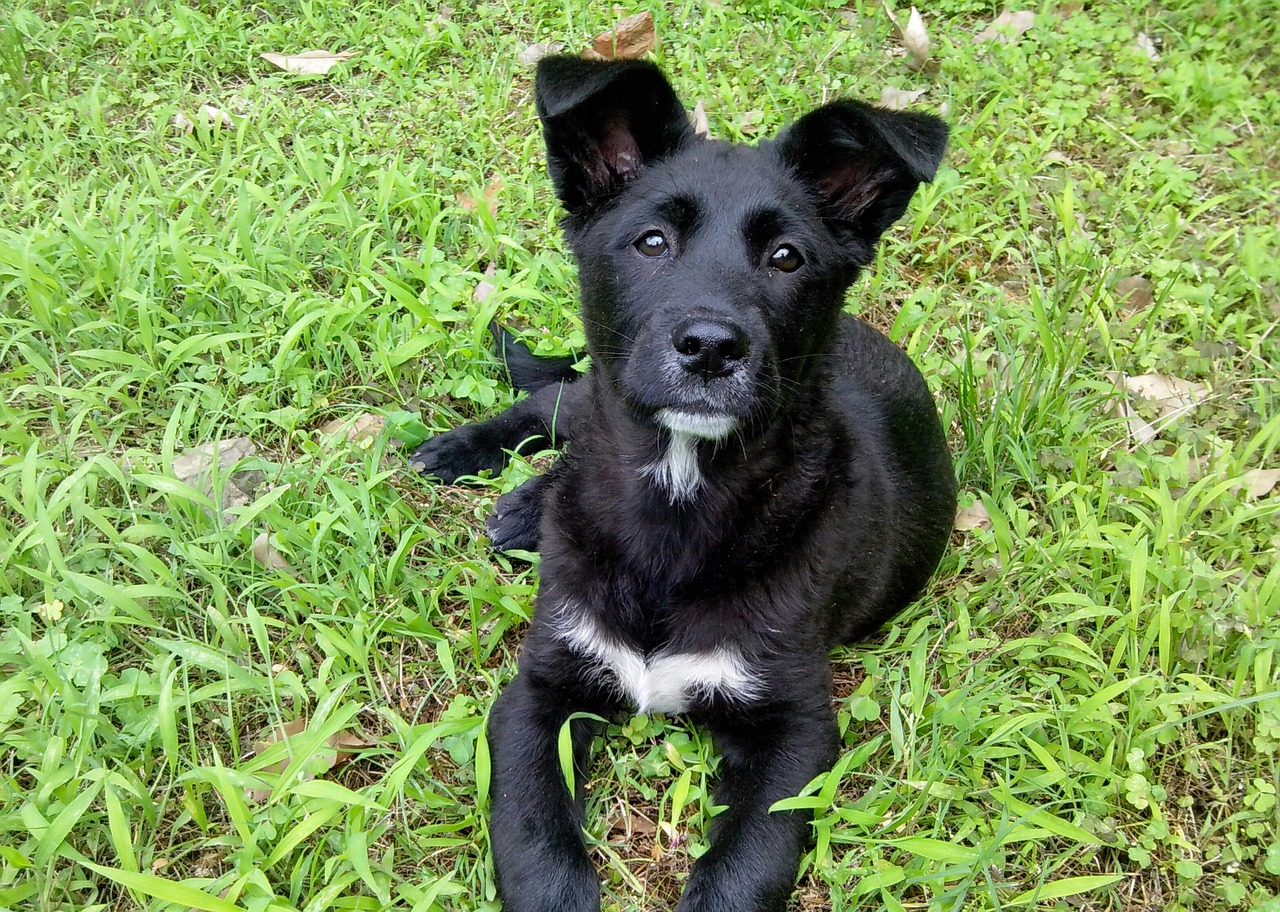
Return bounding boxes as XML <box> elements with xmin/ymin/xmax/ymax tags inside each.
<box><xmin>642</xmin><ymin>410</ymin><xmax>737</xmax><ymax>501</ymax></box>
<box><xmin>656</xmin><ymin>409</ymin><xmax>737</xmax><ymax>439</ymax></box>
<box><xmin>554</xmin><ymin>611</ymin><xmax>762</xmax><ymax>714</ymax></box>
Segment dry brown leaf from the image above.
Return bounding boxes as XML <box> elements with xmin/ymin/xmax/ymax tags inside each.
<box><xmin>585</xmin><ymin>12</ymin><xmax>655</xmax><ymax>61</ymax></box>
<box><xmin>198</xmin><ymin>105</ymin><xmax>235</xmax><ymax>128</ymax></box>
<box><xmin>318</xmin><ymin>413</ymin><xmax>384</xmax><ymax>444</ymax></box>
<box><xmin>737</xmin><ymin>110</ymin><xmax>763</xmax><ymax>136</ymax></box>
<box><xmin>1107</xmin><ymin>371</ymin><xmax>1209</xmax><ymax>446</ymax></box>
<box><xmin>244</xmin><ymin>721</ymin><xmax>374</xmax><ymax>803</ymax></box>
<box><xmin>954</xmin><ymin>500</ymin><xmax>992</xmax><ymax>532</ymax></box>
<box><xmin>885</xmin><ymin>4</ymin><xmax>934</xmax><ymax>72</ymax></box>
<box><xmin>252</xmin><ymin>531</ymin><xmax>297</xmax><ymax>575</ymax></box>
<box><xmin>1237</xmin><ymin>468</ymin><xmax>1280</xmax><ymax>498</ymax></box>
<box><xmin>172</xmin><ymin>436</ymin><xmax>263</xmax><ymax>522</ymax></box>
<box><xmin>518</xmin><ymin>41</ymin><xmax>564</xmax><ymax>66</ymax></box>
<box><xmin>878</xmin><ymin>86</ymin><xmax>928</xmax><ymax>110</ymax></box>
<box><xmin>328</xmin><ymin>730</ymin><xmax>377</xmax><ymax>769</ymax></box>
<box><xmin>691</xmin><ymin>100</ymin><xmax>709</xmax><ymax>137</ymax></box>
<box><xmin>457</xmin><ymin>176</ymin><xmax>503</xmax><ymax>216</ymax></box>
<box><xmin>245</xmin><ymin>718</ymin><xmax>308</xmax><ymax>802</ymax></box>
<box><xmin>1123</xmin><ymin>373</ymin><xmax>1209</xmax><ymax>414</ymax></box>
<box><xmin>607</xmin><ymin>807</ymin><xmax>657</xmax><ymax>841</ymax></box>
<box><xmin>474</xmin><ymin>279</ymin><xmax>496</xmax><ymax>304</ymax></box>
<box><xmin>976</xmin><ymin>9</ymin><xmax>1036</xmax><ymax>44</ymax></box>
<box><xmin>1115</xmin><ymin>275</ymin><xmax>1154</xmax><ymax>314</ymax></box>
<box><xmin>260</xmin><ymin>49</ymin><xmax>358</xmax><ymax>75</ymax></box>
<box><xmin>172</xmin><ymin>106</ymin><xmax>234</xmax><ymax>134</ymax></box>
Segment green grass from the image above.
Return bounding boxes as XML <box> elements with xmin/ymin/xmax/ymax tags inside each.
<box><xmin>1</xmin><ymin>1</ymin><xmax>1277</xmax><ymax>910</ymax></box>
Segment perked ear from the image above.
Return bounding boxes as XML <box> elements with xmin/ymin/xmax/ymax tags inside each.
<box><xmin>535</xmin><ymin>56</ymin><xmax>693</xmax><ymax>219</ymax></box>
<box><xmin>774</xmin><ymin>101</ymin><xmax>948</xmax><ymax>258</ymax></box>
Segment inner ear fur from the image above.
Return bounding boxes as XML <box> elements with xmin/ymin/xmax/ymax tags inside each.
<box><xmin>775</xmin><ymin>101</ymin><xmax>948</xmax><ymax>252</ymax></box>
<box><xmin>535</xmin><ymin>56</ymin><xmax>693</xmax><ymax>218</ymax></box>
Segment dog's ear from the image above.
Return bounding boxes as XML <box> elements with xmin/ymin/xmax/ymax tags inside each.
<box><xmin>535</xmin><ymin>56</ymin><xmax>692</xmax><ymax>218</ymax></box>
<box><xmin>775</xmin><ymin>101</ymin><xmax>948</xmax><ymax>257</ymax></box>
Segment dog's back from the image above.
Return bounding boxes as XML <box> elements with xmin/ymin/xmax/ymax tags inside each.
<box><xmin>825</xmin><ymin>313</ymin><xmax>956</xmax><ymax>643</ymax></box>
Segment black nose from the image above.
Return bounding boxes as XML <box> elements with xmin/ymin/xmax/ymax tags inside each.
<box><xmin>671</xmin><ymin>319</ymin><xmax>750</xmax><ymax>379</ymax></box>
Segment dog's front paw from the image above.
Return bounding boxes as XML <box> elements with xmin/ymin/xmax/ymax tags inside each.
<box><xmin>486</xmin><ymin>474</ymin><xmax>551</xmax><ymax>552</ymax></box>
<box><xmin>408</xmin><ymin>425</ymin><xmax>505</xmax><ymax>484</ymax></box>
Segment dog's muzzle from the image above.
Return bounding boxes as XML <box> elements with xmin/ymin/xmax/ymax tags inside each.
<box><xmin>670</xmin><ymin>318</ymin><xmax>750</xmax><ymax>381</ymax></box>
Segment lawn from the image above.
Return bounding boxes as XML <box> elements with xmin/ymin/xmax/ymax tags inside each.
<box><xmin>1</xmin><ymin>1</ymin><xmax>1277</xmax><ymax>910</ymax></box>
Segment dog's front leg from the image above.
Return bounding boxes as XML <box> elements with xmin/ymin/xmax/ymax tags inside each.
<box><xmin>410</xmin><ymin>379</ymin><xmax>583</xmax><ymax>483</ymax></box>
<box><xmin>487</xmin><ymin>672</ymin><xmax>602</xmax><ymax>912</ymax></box>
<box><xmin>677</xmin><ymin>706</ymin><xmax>839</xmax><ymax>912</ymax></box>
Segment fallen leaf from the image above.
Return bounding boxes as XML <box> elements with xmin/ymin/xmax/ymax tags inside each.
<box><xmin>474</xmin><ymin>279</ymin><xmax>496</xmax><ymax>304</ymax></box>
<box><xmin>1136</xmin><ymin>32</ymin><xmax>1161</xmax><ymax>61</ymax></box>
<box><xmin>328</xmin><ymin>730</ymin><xmax>378</xmax><ymax>768</ymax></box>
<box><xmin>954</xmin><ymin>500</ymin><xmax>992</xmax><ymax>532</ymax></box>
<box><xmin>318</xmin><ymin>413</ymin><xmax>384</xmax><ymax>444</ymax></box>
<box><xmin>737</xmin><ymin>110</ymin><xmax>763</xmax><ymax>136</ymax></box>
<box><xmin>585</xmin><ymin>11</ymin><xmax>655</xmax><ymax>61</ymax></box>
<box><xmin>244</xmin><ymin>720</ymin><xmax>375</xmax><ymax>803</ymax></box>
<box><xmin>878</xmin><ymin>86</ymin><xmax>927</xmax><ymax>110</ymax></box>
<box><xmin>252</xmin><ymin>531</ymin><xmax>297</xmax><ymax>575</ymax></box>
<box><xmin>976</xmin><ymin>9</ymin><xmax>1036</xmax><ymax>44</ymax></box>
<box><xmin>245</xmin><ymin>718</ymin><xmax>307</xmax><ymax>802</ymax></box>
<box><xmin>608</xmin><ymin>807</ymin><xmax>658</xmax><ymax>841</ymax></box>
<box><xmin>172</xmin><ymin>437</ymin><xmax>264</xmax><ymax>522</ymax></box>
<box><xmin>1115</xmin><ymin>275</ymin><xmax>1154</xmax><ymax>315</ymax></box>
<box><xmin>518</xmin><ymin>41</ymin><xmax>565</xmax><ymax>66</ymax></box>
<box><xmin>1106</xmin><ymin>371</ymin><xmax>1209</xmax><ymax>445</ymax></box>
<box><xmin>198</xmin><ymin>104</ymin><xmax>235</xmax><ymax>128</ymax></box>
<box><xmin>1237</xmin><ymin>468</ymin><xmax>1280</xmax><ymax>498</ymax></box>
<box><xmin>457</xmin><ymin>176</ymin><xmax>503</xmax><ymax>217</ymax></box>
<box><xmin>691</xmin><ymin>100</ymin><xmax>709</xmax><ymax>137</ymax></box>
<box><xmin>885</xmin><ymin>4</ymin><xmax>934</xmax><ymax>72</ymax></box>
<box><xmin>259</xmin><ymin>49</ymin><xmax>358</xmax><ymax>76</ymax></box>
<box><xmin>171</xmin><ymin>105</ymin><xmax>234</xmax><ymax>134</ymax></box>
<box><xmin>1122</xmin><ymin>374</ymin><xmax>1209</xmax><ymax>415</ymax></box>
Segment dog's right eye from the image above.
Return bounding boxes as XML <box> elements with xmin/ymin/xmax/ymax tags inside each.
<box><xmin>635</xmin><ymin>231</ymin><xmax>670</xmax><ymax>257</ymax></box>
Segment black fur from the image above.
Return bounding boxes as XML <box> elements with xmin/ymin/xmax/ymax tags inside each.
<box><xmin>411</xmin><ymin>57</ymin><xmax>956</xmax><ymax>912</ymax></box>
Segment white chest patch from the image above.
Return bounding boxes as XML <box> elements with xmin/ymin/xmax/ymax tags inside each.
<box><xmin>554</xmin><ymin>612</ymin><xmax>763</xmax><ymax>714</ymax></box>
<box><xmin>641</xmin><ymin>409</ymin><xmax>737</xmax><ymax>502</ymax></box>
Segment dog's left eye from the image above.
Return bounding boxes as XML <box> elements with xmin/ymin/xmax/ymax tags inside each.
<box><xmin>635</xmin><ymin>231</ymin><xmax>670</xmax><ymax>257</ymax></box>
<box><xmin>770</xmin><ymin>245</ymin><xmax>804</xmax><ymax>273</ymax></box>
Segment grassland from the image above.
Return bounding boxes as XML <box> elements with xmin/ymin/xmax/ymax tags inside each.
<box><xmin>1</xmin><ymin>1</ymin><xmax>1277</xmax><ymax>910</ymax></box>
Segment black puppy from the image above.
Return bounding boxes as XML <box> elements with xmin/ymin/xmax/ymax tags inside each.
<box><xmin>411</xmin><ymin>57</ymin><xmax>956</xmax><ymax>912</ymax></box>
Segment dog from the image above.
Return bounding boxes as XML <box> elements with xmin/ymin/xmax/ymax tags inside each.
<box><xmin>410</xmin><ymin>56</ymin><xmax>956</xmax><ymax>912</ymax></box>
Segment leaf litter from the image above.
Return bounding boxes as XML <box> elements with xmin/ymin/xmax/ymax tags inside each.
<box><xmin>976</xmin><ymin>9</ymin><xmax>1037</xmax><ymax>45</ymax></box>
<box><xmin>260</xmin><ymin>49</ymin><xmax>358</xmax><ymax>75</ymax></box>
<box><xmin>884</xmin><ymin>4</ymin><xmax>936</xmax><ymax>73</ymax></box>
<box><xmin>1107</xmin><ymin>372</ymin><xmax>1210</xmax><ymax>446</ymax></box>
<box><xmin>584</xmin><ymin>12</ymin><xmax>655</xmax><ymax>61</ymax></box>
<box><xmin>244</xmin><ymin>718</ymin><xmax>376</xmax><ymax>803</ymax></box>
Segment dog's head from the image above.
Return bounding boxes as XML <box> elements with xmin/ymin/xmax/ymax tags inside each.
<box><xmin>535</xmin><ymin>57</ymin><xmax>947</xmax><ymax>442</ymax></box>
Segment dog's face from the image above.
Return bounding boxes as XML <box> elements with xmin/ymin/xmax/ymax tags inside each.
<box><xmin>535</xmin><ymin>58</ymin><xmax>947</xmax><ymax>441</ymax></box>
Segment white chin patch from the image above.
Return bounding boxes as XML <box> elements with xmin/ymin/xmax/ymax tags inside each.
<box><xmin>655</xmin><ymin>409</ymin><xmax>737</xmax><ymax>440</ymax></box>
<box><xmin>643</xmin><ymin>410</ymin><xmax>737</xmax><ymax>501</ymax></box>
